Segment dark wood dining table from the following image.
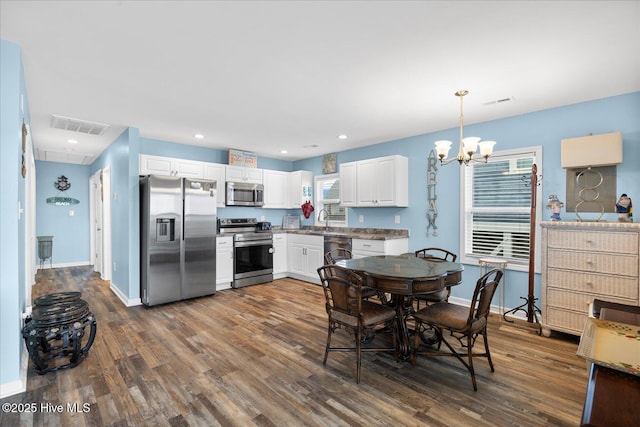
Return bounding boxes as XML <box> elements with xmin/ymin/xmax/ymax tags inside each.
<box><xmin>335</xmin><ymin>254</ymin><xmax>464</xmax><ymax>358</ymax></box>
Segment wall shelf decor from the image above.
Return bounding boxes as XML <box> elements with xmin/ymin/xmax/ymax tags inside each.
<box><xmin>46</xmin><ymin>175</ymin><xmax>80</xmax><ymax>206</ymax></box>
<box><xmin>426</xmin><ymin>150</ymin><xmax>438</xmax><ymax>236</ymax></box>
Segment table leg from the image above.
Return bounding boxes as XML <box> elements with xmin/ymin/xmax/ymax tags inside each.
<box><xmin>389</xmin><ymin>295</ymin><xmax>414</xmax><ymax>360</ymax></box>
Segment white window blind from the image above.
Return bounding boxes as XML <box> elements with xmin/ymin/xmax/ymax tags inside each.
<box><xmin>461</xmin><ymin>146</ymin><xmax>542</xmax><ymax>269</ymax></box>
<box><xmin>315</xmin><ymin>174</ymin><xmax>347</xmax><ymax>226</ymax></box>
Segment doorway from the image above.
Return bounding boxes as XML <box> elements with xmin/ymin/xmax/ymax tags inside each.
<box><xmin>24</xmin><ymin>122</ymin><xmax>36</xmax><ymax>306</ymax></box>
<box><xmin>89</xmin><ymin>167</ymin><xmax>112</xmax><ymax>281</ymax></box>
<box><xmin>90</xmin><ymin>171</ymin><xmax>103</xmax><ymax>274</ymax></box>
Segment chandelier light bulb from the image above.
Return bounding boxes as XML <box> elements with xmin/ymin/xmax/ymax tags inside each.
<box><xmin>434</xmin><ymin>140</ymin><xmax>452</xmax><ymax>159</ymax></box>
<box><xmin>433</xmin><ymin>90</ymin><xmax>497</xmax><ymax>166</ymax></box>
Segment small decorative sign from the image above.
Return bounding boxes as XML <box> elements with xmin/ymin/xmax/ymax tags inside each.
<box><xmin>47</xmin><ymin>175</ymin><xmax>80</xmax><ymax>206</ymax></box>
<box><xmin>426</xmin><ymin>150</ymin><xmax>439</xmax><ymax>237</ymax></box>
<box><xmin>322</xmin><ymin>153</ymin><xmax>337</xmax><ymax>174</ymax></box>
<box><xmin>229</xmin><ymin>149</ymin><xmax>258</xmax><ymax>168</ymax></box>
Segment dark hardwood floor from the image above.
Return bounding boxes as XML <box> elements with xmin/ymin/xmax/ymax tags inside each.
<box><xmin>1</xmin><ymin>266</ymin><xmax>588</xmax><ymax>426</ymax></box>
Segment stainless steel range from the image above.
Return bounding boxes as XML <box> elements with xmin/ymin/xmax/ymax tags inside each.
<box><xmin>218</xmin><ymin>218</ymin><xmax>273</xmax><ymax>288</ymax></box>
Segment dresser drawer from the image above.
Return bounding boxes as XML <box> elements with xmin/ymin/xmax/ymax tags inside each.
<box><xmin>546</xmin><ymin>289</ymin><xmax>635</xmax><ymax>313</ymax></box>
<box><xmin>546</xmin><ymin>269</ymin><xmax>639</xmax><ymax>298</ymax></box>
<box><xmin>547</xmin><ymin>230</ymin><xmax>638</xmax><ymax>254</ymax></box>
<box><xmin>545</xmin><ymin>307</ymin><xmax>588</xmax><ymax>335</ymax></box>
<box><xmin>547</xmin><ymin>250</ymin><xmax>638</xmax><ymax>277</ymax></box>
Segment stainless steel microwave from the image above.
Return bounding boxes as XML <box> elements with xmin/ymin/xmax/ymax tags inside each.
<box><xmin>225</xmin><ymin>182</ymin><xmax>264</xmax><ymax>206</ymax></box>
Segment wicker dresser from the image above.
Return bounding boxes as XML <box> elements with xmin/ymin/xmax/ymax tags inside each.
<box><xmin>540</xmin><ymin>221</ymin><xmax>640</xmax><ymax>337</ymax></box>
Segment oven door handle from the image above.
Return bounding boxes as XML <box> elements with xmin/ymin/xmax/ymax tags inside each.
<box><xmin>234</xmin><ymin>240</ymin><xmax>273</xmax><ymax>248</ymax></box>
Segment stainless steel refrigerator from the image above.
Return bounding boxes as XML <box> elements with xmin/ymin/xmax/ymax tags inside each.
<box><xmin>140</xmin><ymin>175</ymin><xmax>217</xmax><ymax>306</ymax></box>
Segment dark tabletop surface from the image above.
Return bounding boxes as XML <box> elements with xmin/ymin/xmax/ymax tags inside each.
<box><xmin>336</xmin><ymin>254</ymin><xmax>463</xmax><ymax>279</ymax></box>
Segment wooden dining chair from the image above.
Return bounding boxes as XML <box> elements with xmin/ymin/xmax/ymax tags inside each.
<box><xmin>413</xmin><ymin>248</ymin><xmax>458</xmax><ymax>309</ymax></box>
<box><xmin>412</xmin><ymin>268</ymin><xmax>503</xmax><ymax>391</ymax></box>
<box><xmin>324</xmin><ymin>248</ymin><xmax>353</xmax><ymax>264</ymax></box>
<box><xmin>317</xmin><ymin>265</ymin><xmax>399</xmax><ymax>383</ymax></box>
<box><xmin>324</xmin><ymin>248</ymin><xmax>383</xmax><ymax>302</ymax></box>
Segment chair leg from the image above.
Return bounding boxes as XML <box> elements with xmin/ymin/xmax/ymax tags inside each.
<box><xmin>483</xmin><ymin>328</ymin><xmax>494</xmax><ymax>372</ymax></box>
<box><xmin>323</xmin><ymin>320</ymin><xmax>332</xmax><ymax>365</ymax></box>
<box><xmin>356</xmin><ymin>327</ymin><xmax>362</xmax><ymax>384</ymax></box>
<box><xmin>467</xmin><ymin>334</ymin><xmax>477</xmax><ymax>392</ymax></box>
<box><xmin>392</xmin><ymin>319</ymin><xmax>399</xmax><ymax>362</ymax></box>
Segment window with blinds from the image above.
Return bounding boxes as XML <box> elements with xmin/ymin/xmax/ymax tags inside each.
<box><xmin>315</xmin><ymin>174</ymin><xmax>347</xmax><ymax>226</ymax></box>
<box><xmin>461</xmin><ymin>146</ymin><xmax>542</xmax><ymax>268</ymax></box>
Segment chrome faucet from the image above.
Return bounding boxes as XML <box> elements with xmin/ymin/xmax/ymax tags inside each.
<box><xmin>317</xmin><ymin>208</ymin><xmax>329</xmax><ymax>230</ymax></box>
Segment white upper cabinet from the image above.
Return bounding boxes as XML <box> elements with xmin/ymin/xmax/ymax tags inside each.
<box><xmin>262</xmin><ymin>169</ymin><xmax>313</xmax><ymax>209</ymax></box>
<box><xmin>203</xmin><ymin>163</ymin><xmax>226</xmax><ymax>208</ymax></box>
<box><xmin>263</xmin><ymin>169</ymin><xmax>289</xmax><ymax>208</ymax></box>
<box><xmin>288</xmin><ymin>170</ymin><xmax>313</xmax><ymax>209</ymax></box>
<box><xmin>340</xmin><ymin>155</ymin><xmax>408</xmax><ymax>207</ymax></box>
<box><xmin>225</xmin><ymin>165</ymin><xmax>263</xmax><ymax>184</ymax></box>
<box><xmin>139</xmin><ymin>154</ymin><xmax>204</xmax><ymax>178</ymax></box>
<box><xmin>339</xmin><ymin>162</ymin><xmax>357</xmax><ymax>207</ymax></box>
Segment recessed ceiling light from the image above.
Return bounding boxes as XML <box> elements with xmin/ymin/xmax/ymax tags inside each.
<box><xmin>194</xmin><ymin>133</ymin><xmax>205</xmax><ymax>139</ymax></box>
<box><xmin>67</xmin><ymin>139</ymin><xmax>78</xmax><ymax>144</ymax></box>
<box><xmin>338</xmin><ymin>134</ymin><xmax>348</xmax><ymax>140</ymax></box>
<box><xmin>280</xmin><ymin>150</ymin><xmax>288</xmax><ymax>154</ymax></box>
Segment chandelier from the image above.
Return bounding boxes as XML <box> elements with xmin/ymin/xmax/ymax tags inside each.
<box><xmin>434</xmin><ymin>90</ymin><xmax>496</xmax><ymax>165</ymax></box>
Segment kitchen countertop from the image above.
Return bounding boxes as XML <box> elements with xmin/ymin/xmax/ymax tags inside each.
<box><xmin>272</xmin><ymin>226</ymin><xmax>409</xmax><ymax>240</ymax></box>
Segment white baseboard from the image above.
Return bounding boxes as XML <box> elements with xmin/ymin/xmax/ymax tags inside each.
<box><xmin>286</xmin><ymin>272</ymin><xmax>321</xmax><ymax>285</ymax></box>
<box><xmin>0</xmin><ymin>349</ymin><xmax>28</xmax><ymax>399</ymax></box>
<box><xmin>37</xmin><ymin>261</ymin><xmax>91</xmax><ymax>271</ymax></box>
<box><xmin>448</xmin><ymin>295</ymin><xmax>527</xmax><ymax>320</ymax></box>
<box><xmin>110</xmin><ymin>282</ymin><xmax>142</xmax><ymax>307</ymax></box>
<box><xmin>216</xmin><ymin>282</ymin><xmax>232</xmax><ymax>291</ymax></box>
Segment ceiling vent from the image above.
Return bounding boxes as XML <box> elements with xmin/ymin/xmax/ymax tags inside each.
<box><xmin>50</xmin><ymin>114</ymin><xmax>109</xmax><ymax>135</ymax></box>
<box><xmin>37</xmin><ymin>148</ymin><xmax>94</xmax><ymax>165</ymax></box>
<box><xmin>484</xmin><ymin>97</ymin><xmax>515</xmax><ymax>106</ymax></box>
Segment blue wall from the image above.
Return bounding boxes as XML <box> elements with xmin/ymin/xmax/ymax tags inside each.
<box><xmin>294</xmin><ymin>92</ymin><xmax>640</xmax><ymax>306</ymax></box>
<box><xmin>140</xmin><ymin>137</ymin><xmax>297</xmax><ymax>225</ymax></box>
<box><xmin>3</xmin><ymin>31</ymin><xmax>638</xmax><ymax>396</ymax></box>
<box><xmin>0</xmin><ymin>39</ymin><xmax>29</xmax><ymax>393</ymax></box>
<box><xmin>91</xmin><ymin>127</ymin><xmax>140</xmax><ymax>302</ymax></box>
<box><xmin>89</xmin><ymin>92</ymin><xmax>640</xmax><ymax>310</ymax></box>
<box><xmin>35</xmin><ymin>161</ymin><xmax>91</xmax><ymax>266</ymax></box>
<box><xmin>140</xmin><ymin>137</ymin><xmax>294</xmax><ymax>171</ymax></box>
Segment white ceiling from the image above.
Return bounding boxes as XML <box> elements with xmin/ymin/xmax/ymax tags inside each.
<box><xmin>2</xmin><ymin>1</ymin><xmax>639</xmax><ymax>164</ymax></box>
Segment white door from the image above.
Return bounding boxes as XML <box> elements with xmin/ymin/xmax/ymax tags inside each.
<box><xmin>90</xmin><ymin>170</ymin><xmax>103</xmax><ymax>274</ymax></box>
<box><xmin>24</xmin><ymin>122</ymin><xmax>36</xmax><ymax>306</ymax></box>
<box><xmin>102</xmin><ymin>167</ymin><xmax>112</xmax><ymax>281</ymax></box>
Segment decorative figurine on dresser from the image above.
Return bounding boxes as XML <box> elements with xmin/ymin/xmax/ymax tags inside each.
<box><xmin>616</xmin><ymin>193</ymin><xmax>633</xmax><ymax>222</ymax></box>
<box><xmin>545</xmin><ymin>194</ymin><xmax>564</xmax><ymax>221</ymax></box>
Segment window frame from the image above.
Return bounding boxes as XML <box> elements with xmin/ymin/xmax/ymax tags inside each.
<box><xmin>459</xmin><ymin>146</ymin><xmax>543</xmax><ymax>272</ymax></box>
<box><xmin>314</xmin><ymin>173</ymin><xmax>348</xmax><ymax>228</ymax></box>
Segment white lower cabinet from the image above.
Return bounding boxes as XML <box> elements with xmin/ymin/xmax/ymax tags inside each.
<box><xmin>287</xmin><ymin>234</ymin><xmax>323</xmax><ymax>284</ymax></box>
<box><xmin>352</xmin><ymin>238</ymin><xmax>408</xmax><ymax>258</ymax></box>
<box><xmin>216</xmin><ymin>236</ymin><xmax>233</xmax><ymax>290</ymax></box>
<box><xmin>273</xmin><ymin>233</ymin><xmax>288</xmax><ymax>278</ymax></box>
